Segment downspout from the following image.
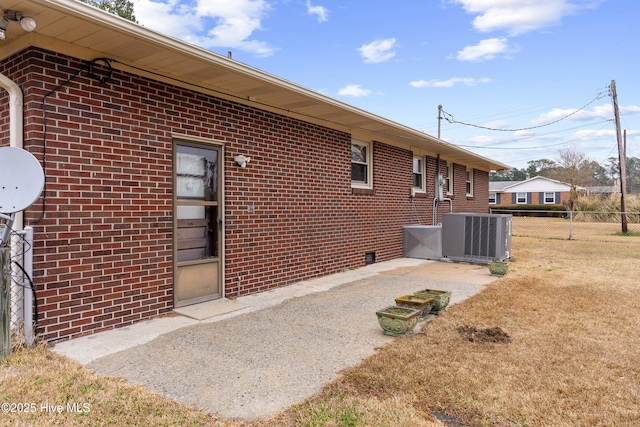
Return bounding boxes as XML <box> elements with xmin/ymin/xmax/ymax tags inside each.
<box><xmin>0</xmin><ymin>72</ymin><xmax>24</xmax><ymax>231</ymax></box>
<box><xmin>434</xmin><ymin>108</ymin><xmax>442</xmax><ymax>226</ymax></box>
<box><xmin>433</xmin><ymin>156</ymin><xmax>440</xmax><ymax>225</ymax></box>
<box><xmin>433</xmin><ymin>108</ymin><xmax>452</xmax><ymax>225</ymax></box>
<box><xmin>0</xmin><ymin>73</ymin><xmax>27</xmax><ymax>341</ymax></box>
<box><xmin>433</xmin><ymin>154</ymin><xmax>453</xmax><ymax>225</ymax></box>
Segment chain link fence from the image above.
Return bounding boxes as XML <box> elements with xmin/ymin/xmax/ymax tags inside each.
<box><xmin>491</xmin><ymin>209</ymin><xmax>640</xmax><ymax>242</ymax></box>
<box><xmin>0</xmin><ymin>226</ymin><xmax>35</xmax><ymax>360</ymax></box>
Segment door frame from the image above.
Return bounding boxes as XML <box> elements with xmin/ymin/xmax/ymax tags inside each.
<box><xmin>172</xmin><ymin>136</ymin><xmax>225</xmax><ymax>307</ymax></box>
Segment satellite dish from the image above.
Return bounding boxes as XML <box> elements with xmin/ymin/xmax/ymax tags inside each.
<box><xmin>0</xmin><ymin>147</ymin><xmax>45</xmax><ymax>214</ymax></box>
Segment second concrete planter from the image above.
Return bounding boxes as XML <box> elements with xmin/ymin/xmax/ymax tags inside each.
<box><xmin>413</xmin><ymin>289</ymin><xmax>452</xmax><ymax>314</ymax></box>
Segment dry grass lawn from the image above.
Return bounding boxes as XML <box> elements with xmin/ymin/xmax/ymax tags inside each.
<box><xmin>2</xmin><ymin>236</ymin><xmax>639</xmax><ymax>426</ymax></box>
<box><xmin>512</xmin><ymin>215</ymin><xmax>640</xmax><ymax>242</ymax></box>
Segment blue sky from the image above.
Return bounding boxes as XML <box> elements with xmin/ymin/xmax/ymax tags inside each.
<box><xmin>130</xmin><ymin>0</ymin><xmax>639</xmax><ymax>171</ymax></box>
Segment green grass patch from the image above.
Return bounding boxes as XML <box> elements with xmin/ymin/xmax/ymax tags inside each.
<box><xmin>612</xmin><ymin>230</ymin><xmax>640</xmax><ymax>236</ymax></box>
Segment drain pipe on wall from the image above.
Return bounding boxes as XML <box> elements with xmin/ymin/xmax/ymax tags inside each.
<box><xmin>0</xmin><ymin>72</ymin><xmax>32</xmax><ymax>345</ymax></box>
<box><xmin>433</xmin><ymin>154</ymin><xmax>453</xmax><ymax>225</ymax></box>
<box><xmin>433</xmin><ymin>155</ymin><xmax>440</xmax><ymax>225</ymax></box>
<box><xmin>0</xmin><ymin>72</ymin><xmax>24</xmax><ymax>227</ymax></box>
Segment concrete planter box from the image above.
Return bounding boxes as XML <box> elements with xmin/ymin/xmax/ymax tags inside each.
<box><xmin>488</xmin><ymin>261</ymin><xmax>509</xmax><ymax>277</ymax></box>
<box><xmin>413</xmin><ymin>289</ymin><xmax>451</xmax><ymax>314</ymax></box>
<box><xmin>375</xmin><ymin>306</ymin><xmax>421</xmax><ymax>337</ymax></box>
<box><xmin>394</xmin><ymin>294</ymin><xmax>434</xmax><ymax>319</ymax></box>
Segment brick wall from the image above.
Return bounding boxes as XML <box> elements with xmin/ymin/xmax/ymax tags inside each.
<box><xmin>0</xmin><ymin>48</ymin><xmax>490</xmax><ymax>342</ymax></box>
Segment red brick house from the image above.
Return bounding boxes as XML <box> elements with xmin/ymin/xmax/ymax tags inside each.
<box><xmin>0</xmin><ymin>0</ymin><xmax>508</xmax><ymax>342</ymax></box>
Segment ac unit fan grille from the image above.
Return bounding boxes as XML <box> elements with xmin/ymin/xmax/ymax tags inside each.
<box><xmin>464</xmin><ymin>216</ymin><xmax>498</xmax><ymax>258</ymax></box>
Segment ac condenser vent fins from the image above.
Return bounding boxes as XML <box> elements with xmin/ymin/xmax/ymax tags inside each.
<box><xmin>442</xmin><ymin>213</ymin><xmax>512</xmax><ymax>263</ymax></box>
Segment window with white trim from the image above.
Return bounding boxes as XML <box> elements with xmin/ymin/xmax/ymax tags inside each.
<box><xmin>466</xmin><ymin>167</ymin><xmax>474</xmax><ymax>196</ymax></box>
<box><xmin>445</xmin><ymin>162</ymin><xmax>453</xmax><ymax>195</ymax></box>
<box><xmin>489</xmin><ymin>193</ymin><xmax>497</xmax><ymax>204</ymax></box>
<box><xmin>544</xmin><ymin>192</ymin><xmax>556</xmax><ymax>204</ymax></box>
<box><xmin>516</xmin><ymin>192</ymin><xmax>527</xmax><ymax>204</ymax></box>
<box><xmin>351</xmin><ymin>140</ymin><xmax>372</xmax><ymax>188</ymax></box>
<box><xmin>412</xmin><ymin>155</ymin><xmax>425</xmax><ymax>193</ymax></box>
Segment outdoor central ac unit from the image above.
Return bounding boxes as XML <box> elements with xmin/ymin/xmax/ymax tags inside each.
<box><xmin>441</xmin><ymin>213</ymin><xmax>512</xmax><ymax>263</ymax></box>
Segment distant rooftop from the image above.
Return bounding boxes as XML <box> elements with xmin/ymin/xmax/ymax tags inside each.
<box><xmin>586</xmin><ymin>186</ymin><xmax>619</xmax><ymax>194</ymax></box>
<box><xmin>489</xmin><ymin>181</ymin><xmax>521</xmax><ymax>191</ymax></box>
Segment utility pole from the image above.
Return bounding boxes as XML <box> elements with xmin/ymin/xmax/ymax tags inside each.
<box><xmin>437</xmin><ymin>104</ymin><xmax>442</xmax><ymax>139</ymax></box>
<box><xmin>611</xmin><ymin>80</ymin><xmax>628</xmax><ymax>233</ymax></box>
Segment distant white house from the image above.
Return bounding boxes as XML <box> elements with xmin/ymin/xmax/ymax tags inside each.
<box><xmin>489</xmin><ymin>176</ymin><xmax>575</xmax><ymax>206</ymax></box>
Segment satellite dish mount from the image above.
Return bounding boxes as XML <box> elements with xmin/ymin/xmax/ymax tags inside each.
<box><xmin>0</xmin><ymin>147</ymin><xmax>45</xmax><ymax>246</ymax></box>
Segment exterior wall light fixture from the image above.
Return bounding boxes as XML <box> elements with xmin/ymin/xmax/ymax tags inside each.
<box><xmin>0</xmin><ymin>10</ymin><xmax>37</xmax><ymax>40</ymax></box>
<box><xmin>234</xmin><ymin>154</ymin><xmax>251</xmax><ymax>168</ymax></box>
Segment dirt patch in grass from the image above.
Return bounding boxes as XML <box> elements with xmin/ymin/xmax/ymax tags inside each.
<box><xmin>456</xmin><ymin>325</ymin><xmax>511</xmax><ymax>344</ymax></box>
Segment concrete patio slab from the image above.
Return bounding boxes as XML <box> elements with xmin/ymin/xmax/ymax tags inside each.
<box><xmin>52</xmin><ymin>257</ymin><xmax>496</xmax><ymax>420</ymax></box>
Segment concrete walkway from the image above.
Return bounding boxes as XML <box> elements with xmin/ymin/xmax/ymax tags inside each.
<box><xmin>53</xmin><ymin>258</ymin><xmax>495</xmax><ymax>420</ymax></box>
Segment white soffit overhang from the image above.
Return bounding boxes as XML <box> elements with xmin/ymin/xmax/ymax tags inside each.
<box><xmin>0</xmin><ymin>0</ymin><xmax>510</xmax><ymax>172</ymax></box>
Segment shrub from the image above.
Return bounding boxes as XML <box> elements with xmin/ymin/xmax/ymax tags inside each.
<box><xmin>490</xmin><ymin>205</ymin><xmax>567</xmax><ymax>217</ymax></box>
<box><xmin>573</xmin><ymin>194</ymin><xmax>640</xmax><ymax>223</ymax></box>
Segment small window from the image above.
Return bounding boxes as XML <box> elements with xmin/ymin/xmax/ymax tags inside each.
<box><xmin>466</xmin><ymin>168</ymin><xmax>474</xmax><ymax>197</ymax></box>
<box><xmin>445</xmin><ymin>162</ymin><xmax>453</xmax><ymax>195</ymax></box>
<box><xmin>489</xmin><ymin>193</ymin><xmax>497</xmax><ymax>204</ymax></box>
<box><xmin>351</xmin><ymin>140</ymin><xmax>372</xmax><ymax>188</ymax></box>
<box><xmin>413</xmin><ymin>155</ymin><xmax>425</xmax><ymax>192</ymax></box>
<box><xmin>516</xmin><ymin>192</ymin><xmax>527</xmax><ymax>204</ymax></box>
<box><xmin>544</xmin><ymin>192</ymin><xmax>556</xmax><ymax>204</ymax></box>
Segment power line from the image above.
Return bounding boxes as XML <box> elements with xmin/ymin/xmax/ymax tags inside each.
<box><xmin>502</xmin><ymin>120</ymin><xmax>612</xmax><ymax>145</ymax></box>
<box><xmin>440</xmin><ymin>92</ymin><xmax>608</xmax><ymax>132</ymax></box>
<box><xmin>618</xmin><ymin>109</ymin><xmax>640</xmax><ymax>158</ymax></box>
<box><xmin>416</xmin><ymin>92</ymin><xmax>607</xmax><ymax>133</ymax></box>
<box><xmin>599</xmin><ymin>143</ymin><xmax>618</xmax><ymax>165</ymax></box>
<box><xmin>457</xmin><ymin>140</ymin><xmax>571</xmax><ymax>150</ymax></box>
<box><xmin>453</xmin><ymin>120</ymin><xmax>613</xmax><ymax>150</ymax></box>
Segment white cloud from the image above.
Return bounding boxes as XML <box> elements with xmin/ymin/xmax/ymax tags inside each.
<box><xmin>570</xmin><ymin>129</ymin><xmax>616</xmax><ymax>141</ymax></box>
<box><xmin>456</xmin><ymin>37</ymin><xmax>519</xmax><ymax>62</ymax></box>
<box><xmin>621</xmin><ymin>105</ymin><xmax>640</xmax><ymax>115</ymax></box>
<box><xmin>132</xmin><ymin>0</ymin><xmax>191</xmax><ymax>35</ymax></box>
<box><xmin>482</xmin><ymin>119</ymin><xmax>510</xmax><ymax>129</ymax></box>
<box><xmin>513</xmin><ymin>129</ymin><xmax>537</xmax><ymax>138</ymax></box>
<box><xmin>451</xmin><ymin>0</ymin><xmax>598</xmax><ymax>36</ymax></box>
<box><xmin>469</xmin><ymin>135</ymin><xmax>496</xmax><ymax>144</ymax></box>
<box><xmin>358</xmin><ymin>38</ymin><xmax>397</xmax><ymax>63</ymax></box>
<box><xmin>306</xmin><ymin>1</ymin><xmax>329</xmax><ymax>22</ymax></box>
<box><xmin>338</xmin><ymin>84</ymin><xmax>372</xmax><ymax>97</ymax></box>
<box><xmin>530</xmin><ymin>103</ymin><xmax>621</xmax><ymax>125</ymax></box>
<box><xmin>132</xmin><ymin>0</ymin><xmax>275</xmax><ymax>57</ymax></box>
<box><xmin>410</xmin><ymin>77</ymin><xmax>491</xmax><ymax>88</ymax></box>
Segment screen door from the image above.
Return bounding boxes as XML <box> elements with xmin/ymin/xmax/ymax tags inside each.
<box><xmin>174</xmin><ymin>142</ymin><xmax>222</xmax><ymax>308</ymax></box>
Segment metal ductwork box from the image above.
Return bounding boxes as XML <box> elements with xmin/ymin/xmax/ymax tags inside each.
<box><xmin>441</xmin><ymin>213</ymin><xmax>512</xmax><ymax>263</ymax></box>
<box><xmin>403</xmin><ymin>225</ymin><xmax>442</xmax><ymax>260</ymax></box>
